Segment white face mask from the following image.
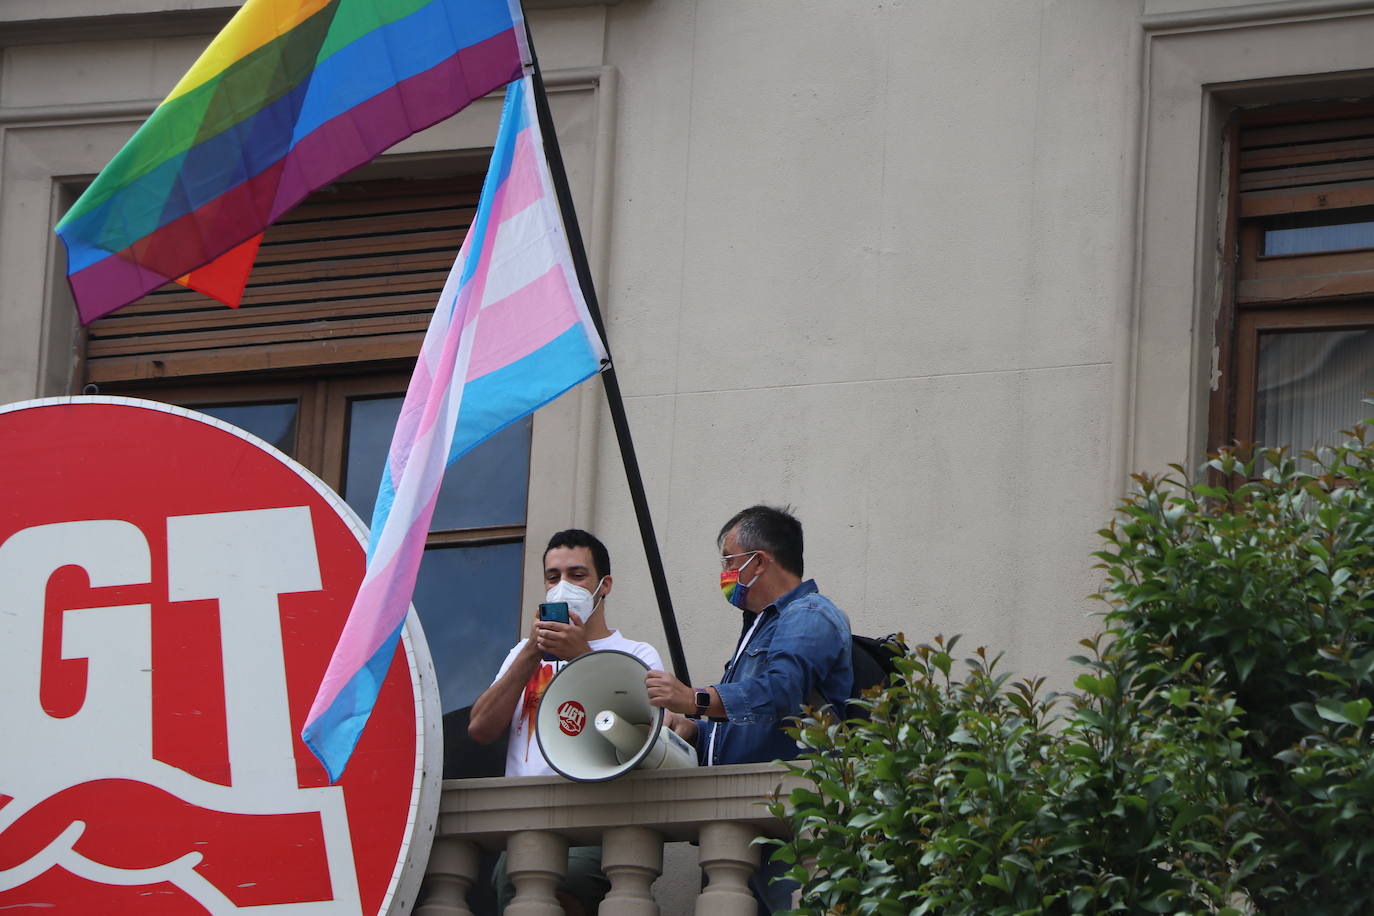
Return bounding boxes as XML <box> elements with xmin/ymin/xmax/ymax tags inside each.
<box><xmin>544</xmin><ymin>576</ymin><xmax>606</xmax><ymax>621</ymax></box>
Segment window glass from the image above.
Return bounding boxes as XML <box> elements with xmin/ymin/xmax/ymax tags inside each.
<box><xmin>1264</xmin><ymin>218</ymin><xmax>1374</xmax><ymax>256</ymax></box>
<box><xmin>1255</xmin><ymin>329</ymin><xmax>1374</xmax><ymax>450</ymax></box>
<box><xmin>193</xmin><ymin>402</ymin><xmax>298</xmax><ymax>456</ymax></box>
<box><xmin>342</xmin><ymin>396</ymin><xmax>531</xmax><ymax>531</ymax></box>
<box><xmin>411</xmin><ymin>542</ymin><xmax>525</xmax><ymax>713</ymax></box>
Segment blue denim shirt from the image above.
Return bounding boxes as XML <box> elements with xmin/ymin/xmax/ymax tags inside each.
<box><xmin>699</xmin><ymin>580</ymin><xmax>853</xmax><ymax>765</ymax></box>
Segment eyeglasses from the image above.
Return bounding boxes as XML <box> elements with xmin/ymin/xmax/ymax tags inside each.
<box><xmin>719</xmin><ymin>550</ymin><xmax>758</xmax><ymax>571</ymax></box>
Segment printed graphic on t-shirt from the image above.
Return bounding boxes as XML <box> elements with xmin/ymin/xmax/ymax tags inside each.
<box><xmin>519</xmin><ymin>662</ymin><xmax>555</xmax><ymax>761</ymax></box>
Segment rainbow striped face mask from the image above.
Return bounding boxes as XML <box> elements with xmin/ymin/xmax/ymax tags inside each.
<box><xmin>720</xmin><ymin>553</ymin><xmax>761</xmax><ymax>609</ymax></box>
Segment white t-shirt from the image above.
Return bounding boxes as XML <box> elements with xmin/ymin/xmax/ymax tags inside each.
<box><xmin>493</xmin><ymin>631</ymin><xmax>663</xmax><ymax>777</ymax></box>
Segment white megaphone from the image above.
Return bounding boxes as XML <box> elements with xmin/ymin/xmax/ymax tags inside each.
<box><xmin>536</xmin><ymin>650</ymin><xmax>698</xmax><ymax>782</ymax></box>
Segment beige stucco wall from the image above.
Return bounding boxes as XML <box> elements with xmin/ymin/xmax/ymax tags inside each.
<box><xmin>582</xmin><ymin>0</ymin><xmax>1374</xmax><ymax>700</ymax></box>
<box><xmin>595</xmin><ymin>0</ymin><xmax>1139</xmax><ymax>690</ymax></box>
<box><xmin>7</xmin><ymin>0</ymin><xmax>1374</xmax><ymax>910</ymax></box>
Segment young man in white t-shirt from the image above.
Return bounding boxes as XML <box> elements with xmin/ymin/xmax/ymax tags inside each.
<box><xmin>468</xmin><ymin>529</ymin><xmax>661</xmax><ymax>913</ymax></box>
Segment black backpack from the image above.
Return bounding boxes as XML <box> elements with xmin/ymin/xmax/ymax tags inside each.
<box><xmin>847</xmin><ymin>633</ymin><xmax>905</xmax><ymax>719</ymax></box>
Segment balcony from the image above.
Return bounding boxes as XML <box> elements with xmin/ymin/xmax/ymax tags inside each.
<box><xmin>416</xmin><ymin>762</ymin><xmax>798</xmax><ymax>916</ymax></box>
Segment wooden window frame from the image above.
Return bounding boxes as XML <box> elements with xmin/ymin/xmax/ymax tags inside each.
<box><xmin>1230</xmin><ymin>302</ymin><xmax>1374</xmax><ymax>445</ymax></box>
<box><xmin>130</xmin><ymin>375</ymin><xmax>331</xmax><ymax>471</ymax></box>
<box><xmin>117</xmin><ymin>371</ymin><xmax>528</xmax><ymax>552</ymax></box>
<box><xmin>322</xmin><ymin>373</ymin><xmax>527</xmax><ymax>550</ymax></box>
<box><xmin>1210</xmin><ymin>101</ymin><xmax>1374</xmax><ymax>452</ymax></box>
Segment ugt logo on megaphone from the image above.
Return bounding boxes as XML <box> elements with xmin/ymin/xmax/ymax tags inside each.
<box><xmin>557</xmin><ymin>701</ymin><xmax>587</xmax><ymax>736</ymax></box>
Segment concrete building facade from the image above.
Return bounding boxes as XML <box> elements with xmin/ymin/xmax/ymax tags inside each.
<box><xmin>4</xmin><ymin>0</ymin><xmax>1374</xmax><ymax>773</ymax></box>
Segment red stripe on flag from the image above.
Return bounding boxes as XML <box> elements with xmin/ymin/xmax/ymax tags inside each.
<box><xmin>175</xmin><ymin>233</ymin><xmax>263</xmax><ymax>308</ymax></box>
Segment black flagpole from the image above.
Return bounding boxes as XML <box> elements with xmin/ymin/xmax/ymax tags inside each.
<box><xmin>522</xmin><ymin>26</ymin><xmax>691</xmax><ymax>685</ymax></box>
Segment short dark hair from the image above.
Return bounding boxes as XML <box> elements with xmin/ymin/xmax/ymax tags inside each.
<box><xmin>544</xmin><ymin>529</ymin><xmax>611</xmax><ymax>580</ymax></box>
<box><xmin>718</xmin><ymin>505</ymin><xmax>803</xmax><ymax>577</ymax></box>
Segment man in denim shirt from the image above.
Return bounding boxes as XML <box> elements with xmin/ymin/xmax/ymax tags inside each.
<box><xmin>646</xmin><ymin>505</ymin><xmax>852</xmax><ymax>911</ymax></box>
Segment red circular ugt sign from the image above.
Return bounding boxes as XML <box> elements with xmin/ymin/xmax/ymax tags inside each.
<box><xmin>558</xmin><ymin>701</ymin><xmax>587</xmax><ymax>736</ymax></box>
<box><xmin>0</xmin><ymin>398</ymin><xmax>437</xmax><ymax>915</ymax></box>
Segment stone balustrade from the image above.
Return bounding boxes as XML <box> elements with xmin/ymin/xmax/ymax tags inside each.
<box><xmin>415</xmin><ymin>762</ymin><xmax>798</xmax><ymax>916</ymax></box>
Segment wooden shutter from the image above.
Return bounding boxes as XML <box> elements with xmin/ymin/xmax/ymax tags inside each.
<box><xmin>84</xmin><ymin>174</ymin><xmax>481</xmax><ymax>384</ymax></box>
<box><xmin>1232</xmin><ymin>105</ymin><xmax>1374</xmax><ymax>305</ymax></box>
<box><xmin>1238</xmin><ymin>108</ymin><xmax>1374</xmax><ymax>218</ymax></box>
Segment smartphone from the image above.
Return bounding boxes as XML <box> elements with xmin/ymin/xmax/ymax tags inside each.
<box><xmin>538</xmin><ymin>601</ymin><xmax>570</xmax><ymax>624</ymax></box>
<box><xmin>537</xmin><ymin>602</ymin><xmax>569</xmax><ymax>661</ymax></box>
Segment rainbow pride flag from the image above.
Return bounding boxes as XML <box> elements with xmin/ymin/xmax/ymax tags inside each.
<box><xmin>302</xmin><ymin>73</ymin><xmax>608</xmax><ymax>781</ymax></box>
<box><xmin>55</xmin><ymin>0</ymin><xmax>527</xmax><ymax>324</ymax></box>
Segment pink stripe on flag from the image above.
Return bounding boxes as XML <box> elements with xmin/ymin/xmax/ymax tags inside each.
<box><xmin>465</xmin><ymin>266</ymin><xmax>580</xmax><ymax>380</ymax></box>
<box><xmin>454</xmin><ymin>208</ymin><xmax>511</xmax><ymax>333</ymax></box>
<box><xmin>497</xmin><ymin>130</ymin><xmax>547</xmax><ymax>217</ymax></box>
<box><xmin>389</xmin><ymin>358</ymin><xmax>435</xmax><ymax>459</ymax></box>
<box><xmin>451</xmin><ymin>132</ymin><xmax>540</xmax><ymax>334</ymax></box>
<box><xmin>386</xmin><ymin>285</ymin><xmax>477</xmax><ymax>479</ymax></box>
<box><xmin>310</xmin><ymin>492</ymin><xmax>439</xmax><ymax>713</ymax></box>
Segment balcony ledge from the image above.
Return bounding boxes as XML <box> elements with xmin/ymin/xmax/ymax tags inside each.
<box><xmin>437</xmin><ymin>762</ymin><xmax>798</xmax><ymax>849</ymax></box>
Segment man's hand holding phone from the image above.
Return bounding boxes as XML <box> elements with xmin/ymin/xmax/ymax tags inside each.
<box><xmin>530</xmin><ymin>602</ymin><xmax>591</xmax><ymax>661</ymax></box>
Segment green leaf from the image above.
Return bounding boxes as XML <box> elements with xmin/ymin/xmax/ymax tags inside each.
<box><xmin>1316</xmin><ymin>697</ymin><xmax>1363</xmax><ymax>726</ymax></box>
<box><xmin>1075</xmin><ymin>674</ymin><xmax>1103</xmax><ymax>696</ymax></box>
<box><xmin>1172</xmin><ymin>804</ymin><xmax>1207</xmax><ymax>830</ymax></box>
<box><xmin>1234</xmin><ymin>652</ymin><xmax>1257</xmax><ymax>683</ymax></box>
<box><xmin>1293</xmin><ymin>703</ymin><xmax>1326</xmax><ymax>732</ymax></box>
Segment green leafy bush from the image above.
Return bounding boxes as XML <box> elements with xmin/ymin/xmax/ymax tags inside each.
<box><xmin>770</xmin><ymin>434</ymin><xmax>1374</xmax><ymax>915</ymax></box>
<box><xmin>1101</xmin><ymin>441</ymin><xmax>1374</xmax><ymax>912</ymax></box>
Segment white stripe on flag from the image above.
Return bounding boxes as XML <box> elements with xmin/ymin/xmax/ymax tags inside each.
<box><xmin>480</xmin><ymin>203</ymin><xmax>563</xmax><ymax>308</ymax></box>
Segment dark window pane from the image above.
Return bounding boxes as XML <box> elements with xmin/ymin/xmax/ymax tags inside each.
<box><xmin>343</xmin><ymin>396</ymin><xmax>530</xmax><ymax>531</ymax></box>
<box><xmin>412</xmin><ymin>542</ymin><xmax>524</xmax><ymax>713</ymax></box>
<box><xmin>1256</xmin><ymin>329</ymin><xmax>1374</xmax><ymax>449</ymax></box>
<box><xmin>194</xmin><ymin>402</ymin><xmax>298</xmax><ymax>456</ymax></box>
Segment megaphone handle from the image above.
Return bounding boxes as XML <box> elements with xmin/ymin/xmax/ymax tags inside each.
<box><xmin>595</xmin><ymin>710</ymin><xmax>650</xmax><ymax>759</ymax></box>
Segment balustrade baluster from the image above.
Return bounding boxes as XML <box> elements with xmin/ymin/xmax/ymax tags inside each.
<box><xmin>694</xmin><ymin>821</ymin><xmax>759</xmax><ymax>916</ymax></box>
<box><xmin>600</xmin><ymin>825</ymin><xmax>663</xmax><ymax>915</ymax></box>
<box><xmin>505</xmin><ymin>829</ymin><xmax>567</xmax><ymax>916</ymax></box>
<box><xmin>415</xmin><ymin>837</ymin><xmax>479</xmax><ymax>916</ymax></box>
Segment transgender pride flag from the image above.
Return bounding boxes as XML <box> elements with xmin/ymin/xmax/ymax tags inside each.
<box><xmin>302</xmin><ymin>73</ymin><xmax>608</xmax><ymax>781</ymax></box>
